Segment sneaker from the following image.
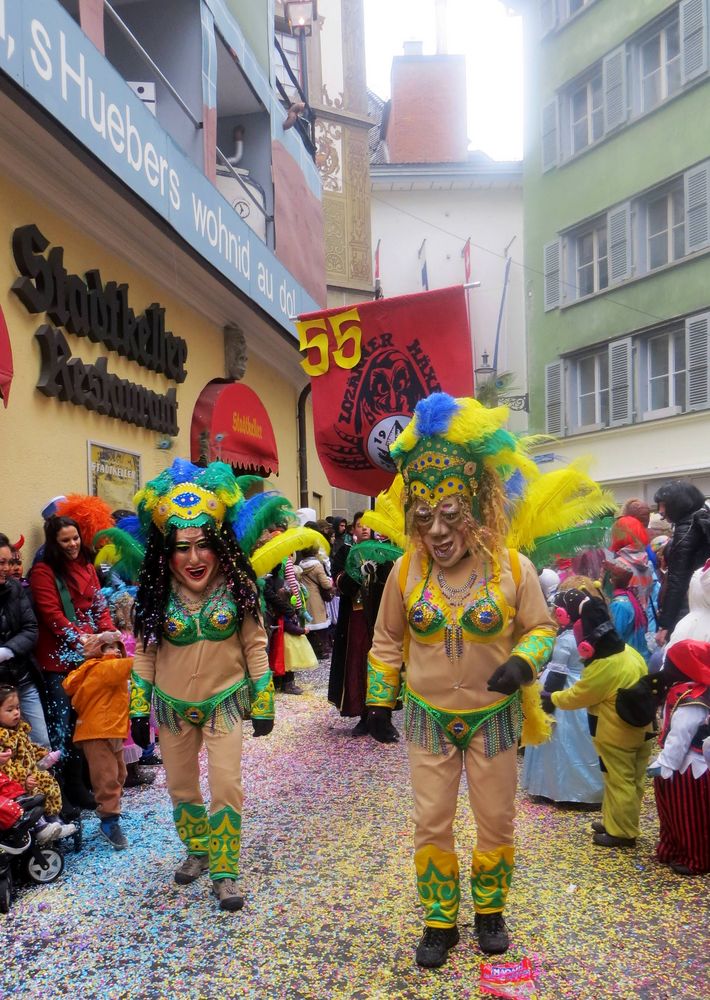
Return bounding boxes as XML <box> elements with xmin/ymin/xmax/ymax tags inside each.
<box><xmin>212</xmin><ymin>877</ymin><xmax>245</xmax><ymax>912</ymax></box>
<box><xmin>99</xmin><ymin>817</ymin><xmax>128</xmax><ymax>850</ymax></box>
<box><xmin>56</xmin><ymin>822</ymin><xmax>77</xmax><ymax>839</ymax></box>
<box><xmin>35</xmin><ymin>821</ymin><xmax>63</xmax><ymax>845</ymax></box>
<box><xmin>174</xmin><ymin>854</ymin><xmax>209</xmax><ymax>885</ymax></box>
<box><xmin>415</xmin><ymin>925</ymin><xmax>460</xmax><ymax>968</ymax></box>
<box><xmin>475</xmin><ymin>912</ymin><xmax>509</xmax><ymax>954</ymax></box>
<box><xmin>592</xmin><ymin>832</ymin><xmax>636</xmax><ymax>848</ymax></box>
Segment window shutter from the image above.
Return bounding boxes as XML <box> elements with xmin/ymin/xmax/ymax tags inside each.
<box><xmin>608</xmin><ymin>338</ymin><xmax>633</xmax><ymax>426</ymax></box>
<box><xmin>540</xmin><ymin>0</ymin><xmax>557</xmax><ymax>37</ymax></box>
<box><xmin>607</xmin><ymin>203</ymin><xmax>630</xmax><ymax>283</ymax></box>
<box><xmin>603</xmin><ymin>46</ymin><xmax>627</xmax><ymax>133</ymax></box>
<box><xmin>541</xmin><ymin>98</ymin><xmax>559</xmax><ymax>172</ymax></box>
<box><xmin>545</xmin><ymin>360</ymin><xmax>565</xmax><ymax>435</ymax></box>
<box><xmin>685</xmin><ymin>161</ymin><xmax>710</xmax><ymax>252</ymax></box>
<box><xmin>543</xmin><ymin>239</ymin><xmax>561</xmax><ymax>310</ymax></box>
<box><xmin>686</xmin><ymin>312</ymin><xmax>710</xmax><ymax>409</ymax></box>
<box><xmin>680</xmin><ymin>0</ymin><xmax>708</xmax><ymax>84</ymax></box>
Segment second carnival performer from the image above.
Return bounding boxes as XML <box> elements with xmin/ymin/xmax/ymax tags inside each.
<box><xmin>130</xmin><ymin>460</ymin><xmax>275</xmax><ymax>912</ymax></box>
<box><xmin>365</xmin><ymin>392</ymin><xmax>612</xmax><ymax>968</ymax></box>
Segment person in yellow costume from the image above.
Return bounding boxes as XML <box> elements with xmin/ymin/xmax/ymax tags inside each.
<box><xmin>365</xmin><ymin>392</ymin><xmax>561</xmax><ymax>967</ymax></box>
<box><xmin>543</xmin><ymin>588</ymin><xmax>655</xmax><ymax>848</ymax></box>
<box><xmin>129</xmin><ymin>460</ymin><xmax>275</xmax><ymax>912</ymax></box>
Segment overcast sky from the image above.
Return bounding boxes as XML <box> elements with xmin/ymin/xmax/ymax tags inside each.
<box><xmin>363</xmin><ymin>0</ymin><xmax>523</xmax><ymax>161</ymax></box>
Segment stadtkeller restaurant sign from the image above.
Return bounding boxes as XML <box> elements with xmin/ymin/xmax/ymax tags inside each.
<box><xmin>11</xmin><ymin>223</ymin><xmax>186</xmax><ymax>434</ymax></box>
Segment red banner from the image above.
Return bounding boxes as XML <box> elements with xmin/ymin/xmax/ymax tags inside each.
<box><xmin>297</xmin><ymin>286</ymin><xmax>474</xmax><ymax>495</ymax></box>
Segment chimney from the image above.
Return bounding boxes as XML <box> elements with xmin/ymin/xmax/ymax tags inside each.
<box><xmin>385</xmin><ymin>49</ymin><xmax>468</xmax><ymax>164</ymax></box>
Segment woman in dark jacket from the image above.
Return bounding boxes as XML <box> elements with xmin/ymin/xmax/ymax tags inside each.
<box><xmin>0</xmin><ymin>534</ymin><xmax>49</xmax><ymax>746</ymax></box>
<box><xmin>29</xmin><ymin>516</ymin><xmax>119</xmax><ymax>808</ymax></box>
<box><xmin>654</xmin><ymin>481</ymin><xmax>710</xmax><ymax>644</ymax></box>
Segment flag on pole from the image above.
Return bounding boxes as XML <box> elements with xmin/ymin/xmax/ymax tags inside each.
<box><xmin>462</xmin><ymin>237</ymin><xmax>471</xmax><ymax>283</ymax></box>
<box><xmin>374</xmin><ymin>239</ymin><xmax>383</xmax><ymax>299</ymax></box>
<box><xmin>418</xmin><ymin>240</ymin><xmax>429</xmax><ymax>291</ymax></box>
<box><xmin>296</xmin><ymin>286</ymin><xmax>474</xmax><ymax>494</ymax></box>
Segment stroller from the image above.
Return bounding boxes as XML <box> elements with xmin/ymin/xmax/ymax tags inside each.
<box><xmin>0</xmin><ymin>794</ymin><xmax>80</xmax><ymax>913</ymax></box>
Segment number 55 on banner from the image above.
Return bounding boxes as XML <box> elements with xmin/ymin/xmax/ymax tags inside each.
<box><xmin>296</xmin><ymin>308</ymin><xmax>362</xmax><ymax>377</ymax></box>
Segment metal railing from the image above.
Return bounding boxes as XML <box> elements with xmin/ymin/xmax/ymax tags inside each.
<box><xmin>273</xmin><ymin>35</ymin><xmax>316</xmax><ymax>159</ymax></box>
<box><xmin>214</xmin><ymin>147</ymin><xmax>273</xmax><ymax>244</ymax></box>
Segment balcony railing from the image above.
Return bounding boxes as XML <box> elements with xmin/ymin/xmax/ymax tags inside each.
<box><xmin>273</xmin><ymin>34</ymin><xmax>316</xmax><ymax>159</ymax></box>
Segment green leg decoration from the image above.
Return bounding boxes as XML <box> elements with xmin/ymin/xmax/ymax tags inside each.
<box><xmin>414</xmin><ymin>845</ymin><xmax>460</xmax><ymax>928</ymax></box>
<box><xmin>173</xmin><ymin>802</ymin><xmax>209</xmax><ymax>855</ymax></box>
<box><xmin>470</xmin><ymin>845</ymin><xmax>514</xmax><ymax>914</ymax></box>
<box><xmin>209</xmin><ymin>806</ymin><xmax>242</xmax><ymax>881</ymax></box>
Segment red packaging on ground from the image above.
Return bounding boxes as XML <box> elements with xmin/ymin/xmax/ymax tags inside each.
<box><xmin>479</xmin><ymin>956</ymin><xmax>537</xmax><ymax>998</ymax></box>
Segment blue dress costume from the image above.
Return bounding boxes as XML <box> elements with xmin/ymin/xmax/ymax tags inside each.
<box><xmin>521</xmin><ymin>630</ymin><xmax>603</xmax><ymax>804</ymax></box>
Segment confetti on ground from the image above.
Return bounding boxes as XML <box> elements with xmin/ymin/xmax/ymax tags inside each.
<box><xmin>1</xmin><ymin>661</ymin><xmax>708</xmax><ymax>999</ymax></box>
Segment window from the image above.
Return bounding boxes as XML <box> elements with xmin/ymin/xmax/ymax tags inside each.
<box><xmin>576</xmin><ymin>220</ymin><xmax>608</xmax><ymax>297</ymax></box>
<box><xmin>646</xmin><ymin>329</ymin><xmax>686</xmax><ymax>411</ymax></box>
<box><xmin>640</xmin><ymin>15</ymin><xmax>681</xmax><ymax>111</ymax></box>
<box><xmin>571</xmin><ymin>72</ymin><xmax>604</xmax><ymax>153</ymax></box>
<box><xmin>647</xmin><ymin>185</ymin><xmax>685</xmax><ymax>269</ymax></box>
<box><xmin>576</xmin><ymin>352</ymin><xmax>609</xmax><ymax>427</ymax></box>
<box><xmin>568</xmin><ymin>0</ymin><xmax>593</xmax><ymax>16</ymax></box>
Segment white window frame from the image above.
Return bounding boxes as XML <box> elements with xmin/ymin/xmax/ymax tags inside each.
<box><xmin>569</xmin><ymin>71</ymin><xmax>604</xmax><ymax>154</ymax></box>
<box><xmin>574</xmin><ymin>350</ymin><xmax>609</xmax><ymax>431</ymax></box>
<box><xmin>640</xmin><ymin>325</ymin><xmax>686</xmax><ymax>419</ymax></box>
<box><xmin>638</xmin><ymin>11</ymin><xmax>682</xmax><ymax>112</ymax></box>
<box><xmin>646</xmin><ymin>183</ymin><xmax>686</xmax><ymax>271</ymax></box>
<box><xmin>572</xmin><ymin>218</ymin><xmax>608</xmax><ymax>299</ymax></box>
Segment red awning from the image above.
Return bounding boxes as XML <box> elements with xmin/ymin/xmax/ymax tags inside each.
<box><xmin>0</xmin><ymin>306</ymin><xmax>13</xmax><ymax>407</ymax></box>
<box><xmin>190</xmin><ymin>380</ymin><xmax>279</xmax><ymax>474</ymax></box>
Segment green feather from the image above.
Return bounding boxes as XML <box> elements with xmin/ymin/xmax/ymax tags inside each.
<box><xmin>344</xmin><ymin>541</ymin><xmax>404</xmax><ymax>584</ymax></box>
<box><xmin>92</xmin><ymin>527</ymin><xmax>146</xmax><ymax>583</ymax></box>
<box><xmin>523</xmin><ymin>517</ymin><xmax>614</xmax><ymax>571</ymax></box>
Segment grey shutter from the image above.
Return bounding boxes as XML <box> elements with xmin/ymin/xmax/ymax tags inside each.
<box><xmin>543</xmin><ymin>239</ymin><xmax>561</xmax><ymax>310</ymax></box>
<box><xmin>686</xmin><ymin>313</ymin><xmax>710</xmax><ymax>409</ymax></box>
<box><xmin>685</xmin><ymin>161</ymin><xmax>710</xmax><ymax>252</ymax></box>
<box><xmin>607</xmin><ymin>203</ymin><xmax>630</xmax><ymax>283</ymax></box>
<box><xmin>603</xmin><ymin>46</ymin><xmax>627</xmax><ymax>133</ymax></box>
<box><xmin>680</xmin><ymin>0</ymin><xmax>708</xmax><ymax>84</ymax></box>
<box><xmin>541</xmin><ymin>98</ymin><xmax>559</xmax><ymax>172</ymax></box>
<box><xmin>545</xmin><ymin>360</ymin><xmax>565</xmax><ymax>435</ymax></box>
<box><xmin>608</xmin><ymin>338</ymin><xmax>633</xmax><ymax>426</ymax></box>
<box><xmin>540</xmin><ymin>0</ymin><xmax>557</xmax><ymax>37</ymax></box>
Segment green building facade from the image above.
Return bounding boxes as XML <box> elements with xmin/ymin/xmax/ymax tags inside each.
<box><xmin>514</xmin><ymin>0</ymin><xmax>710</xmax><ymax>499</ymax></box>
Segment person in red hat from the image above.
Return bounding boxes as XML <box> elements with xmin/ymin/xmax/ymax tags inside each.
<box><xmin>649</xmin><ymin>639</ymin><xmax>710</xmax><ymax>875</ymax></box>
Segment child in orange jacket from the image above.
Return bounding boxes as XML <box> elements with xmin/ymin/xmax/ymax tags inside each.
<box><xmin>62</xmin><ymin>640</ymin><xmax>133</xmax><ymax>850</ymax></box>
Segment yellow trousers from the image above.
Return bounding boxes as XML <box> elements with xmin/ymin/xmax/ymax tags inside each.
<box><xmin>595</xmin><ymin>737</ymin><xmax>654</xmax><ymax>840</ymax></box>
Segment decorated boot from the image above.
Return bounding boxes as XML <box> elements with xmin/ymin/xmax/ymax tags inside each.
<box><xmin>414</xmin><ymin>845</ymin><xmax>460</xmax><ymax>967</ymax></box>
<box><xmin>471</xmin><ymin>845</ymin><xmax>513</xmax><ymax>954</ymax></box>
<box><xmin>173</xmin><ymin>802</ymin><xmax>209</xmax><ymax>883</ymax></box>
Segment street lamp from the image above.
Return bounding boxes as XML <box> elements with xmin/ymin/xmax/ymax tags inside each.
<box><xmin>285</xmin><ymin>1</ymin><xmax>318</xmax><ymax>36</ymax></box>
<box><xmin>475</xmin><ymin>350</ymin><xmax>495</xmax><ymax>381</ymax></box>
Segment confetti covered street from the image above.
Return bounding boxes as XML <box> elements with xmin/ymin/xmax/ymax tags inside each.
<box><xmin>2</xmin><ymin>662</ymin><xmax>708</xmax><ymax>1000</ymax></box>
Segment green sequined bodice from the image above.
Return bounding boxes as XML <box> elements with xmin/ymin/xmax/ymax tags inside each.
<box><xmin>164</xmin><ymin>585</ymin><xmax>239</xmax><ymax>645</ymax></box>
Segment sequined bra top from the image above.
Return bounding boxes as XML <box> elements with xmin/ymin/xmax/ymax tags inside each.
<box><xmin>406</xmin><ymin>560</ymin><xmax>514</xmax><ymax>645</ymax></box>
<box><xmin>164</xmin><ymin>585</ymin><xmax>239</xmax><ymax>645</ymax></box>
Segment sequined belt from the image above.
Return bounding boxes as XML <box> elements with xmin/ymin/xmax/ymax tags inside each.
<box><xmin>153</xmin><ymin>680</ymin><xmax>250</xmax><ymax>732</ymax></box>
<box><xmin>404</xmin><ymin>687</ymin><xmax>522</xmax><ymax>755</ymax></box>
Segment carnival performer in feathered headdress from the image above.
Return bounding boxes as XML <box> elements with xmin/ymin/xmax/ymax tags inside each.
<box><xmin>130</xmin><ymin>459</ymin><xmax>275</xmax><ymax>913</ymax></box>
<box><xmin>364</xmin><ymin>391</ymin><xmax>613</xmax><ymax>968</ymax></box>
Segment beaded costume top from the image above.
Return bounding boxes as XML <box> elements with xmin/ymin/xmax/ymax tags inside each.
<box><xmin>164</xmin><ymin>584</ymin><xmax>239</xmax><ymax>645</ymax></box>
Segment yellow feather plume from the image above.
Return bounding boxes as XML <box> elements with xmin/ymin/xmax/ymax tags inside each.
<box><xmin>94</xmin><ymin>543</ymin><xmax>119</xmax><ymax>568</ymax></box>
<box><xmin>506</xmin><ymin>460</ymin><xmax>617</xmax><ymax>553</ymax></box>
<box><xmin>520</xmin><ymin>684</ymin><xmax>553</xmax><ymax>746</ymax></box>
<box><xmin>362</xmin><ymin>475</ymin><xmax>407</xmax><ymax>550</ymax></box>
<box><xmin>250</xmin><ymin>527</ymin><xmax>329</xmax><ymax>579</ymax></box>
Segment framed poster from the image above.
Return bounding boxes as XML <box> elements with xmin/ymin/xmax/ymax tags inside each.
<box><xmin>87</xmin><ymin>442</ymin><xmax>142</xmax><ymax>514</ymax></box>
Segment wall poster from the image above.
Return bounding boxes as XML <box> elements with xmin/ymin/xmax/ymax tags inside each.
<box><xmin>87</xmin><ymin>441</ymin><xmax>141</xmax><ymax>514</ymax></box>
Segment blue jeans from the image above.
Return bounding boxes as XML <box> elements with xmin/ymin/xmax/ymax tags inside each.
<box><xmin>42</xmin><ymin>672</ymin><xmax>73</xmax><ymax>754</ymax></box>
<box><xmin>18</xmin><ymin>677</ymin><xmax>51</xmax><ymax>747</ymax></box>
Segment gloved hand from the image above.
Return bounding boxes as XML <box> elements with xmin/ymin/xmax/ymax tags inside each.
<box><xmin>487</xmin><ymin>655</ymin><xmax>534</xmax><ymax>695</ymax></box>
<box><xmin>539</xmin><ymin>691</ymin><xmax>556</xmax><ymax>715</ymax></box>
<box><xmin>131</xmin><ymin>716</ymin><xmax>151</xmax><ymax>749</ymax></box>
<box><xmin>252</xmin><ymin>718</ymin><xmax>274</xmax><ymax>738</ymax></box>
<box><xmin>367</xmin><ymin>707</ymin><xmax>399</xmax><ymax>744</ymax></box>
<box><xmin>0</xmin><ymin>647</ymin><xmax>14</xmax><ymax>663</ymax></box>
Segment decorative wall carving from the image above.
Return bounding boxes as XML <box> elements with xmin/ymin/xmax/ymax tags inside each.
<box><xmin>324</xmin><ymin>196</ymin><xmax>347</xmax><ymax>278</ymax></box>
<box><xmin>316</xmin><ymin>121</ymin><xmax>343</xmax><ymax>192</ymax></box>
<box><xmin>345</xmin><ymin>129</ymin><xmax>371</xmax><ymax>282</ymax></box>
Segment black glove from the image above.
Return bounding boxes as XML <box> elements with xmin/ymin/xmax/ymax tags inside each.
<box><xmin>252</xmin><ymin>718</ymin><xmax>274</xmax><ymax>738</ymax></box>
<box><xmin>367</xmin><ymin>707</ymin><xmax>399</xmax><ymax>744</ymax></box>
<box><xmin>131</xmin><ymin>716</ymin><xmax>151</xmax><ymax>749</ymax></box>
<box><xmin>543</xmin><ymin>670</ymin><xmax>568</xmax><ymax>694</ymax></box>
<box><xmin>487</xmin><ymin>655</ymin><xmax>533</xmax><ymax>695</ymax></box>
<box><xmin>539</xmin><ymin>691</ymin><xmax>556</xmax><ymax>715</ymax></box>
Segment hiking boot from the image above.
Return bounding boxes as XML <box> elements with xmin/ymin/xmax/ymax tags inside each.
<box><xmin>475</xmin><ymin>912</ymin><xmax>509</xmax><ymax>954</ymax></box>
<box><xmin>591</xmin><ymin>820</ymin><xmax>606</xmax><ymax>834</ymax></box>
<box><xmin>415</xmin><ymin>925</ymin><xmax>460</xmax><ymax>968</ymax></box>
<box><xmin>174</xmin><ymin>854</ymin><xmax>209</xmax><ymax>885</ymax></box>
<box><xmin>593</xmin><ymin>832</ymin><xmax>636</xmax><ymax>848</ymax></box>
<box><xmin>99</xmin><ymin>817</ymin><xmax>128</xmax><ymax>850</ymax></box>
<box><xmin>212</xmin><ymin>878</ymin><xmax>245</xmax><ymax>911</ymax></box>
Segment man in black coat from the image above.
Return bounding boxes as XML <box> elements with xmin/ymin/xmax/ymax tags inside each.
<box><xmin>653</xmin><ymin>480</ymin><xmax>710</xmax><ymax>643</ymax></box>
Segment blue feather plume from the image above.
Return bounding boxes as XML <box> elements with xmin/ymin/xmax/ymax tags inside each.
<box><xmin>414</xmin><ymin>392</ymin><xmax>459</xmax><ymax>436</ymax></box>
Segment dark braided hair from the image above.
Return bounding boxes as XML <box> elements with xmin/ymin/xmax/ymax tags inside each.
<box><xmin>134</xmin><ymin>521</ymin><xmax>259</xmax><ymax>650</ymax></box>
